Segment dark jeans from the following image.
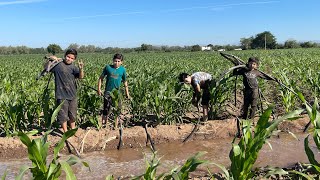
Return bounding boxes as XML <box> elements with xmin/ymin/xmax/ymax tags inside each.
<box><xmin>201</xmin><ymin>80</ymin><xmax>213</xmax><ymax>106</ymax></box>
<box><xmin>103</xmin><ymin>93</ymin><xmax>122</xmax><ymax>116</ymax></box>
<box><xmin>242</xmin><ymin>88</ymin><xmax>259</xmax><ymax>119</ymax></box>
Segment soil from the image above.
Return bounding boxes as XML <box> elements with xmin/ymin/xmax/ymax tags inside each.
<box><xmin>0</xmin><ymin>114</ymin><xmax>311</xmax><ymax>160</ymax></box>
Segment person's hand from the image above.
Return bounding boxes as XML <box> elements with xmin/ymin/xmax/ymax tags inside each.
<box><xmin>126</xmin><ymin>95</ymin><xmax>132</xmax><ymax>101</ymax></box>
<box><xmin>97</xmin><ymin>89</ymin><xmax>102</xmax><ymax>96</ymax></box>
<box><xmin>49</xmin><ymin>56</ymin><xmax>58</xmax><ymax>61</ymax></box>
<box><xmin>78</xmin><ymin>59</ymin><xmax>84</xmax><ymax>69</ymax></box>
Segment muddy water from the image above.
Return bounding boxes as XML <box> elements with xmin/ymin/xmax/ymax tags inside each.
<box><xmin>0</xmin><ymin>133</ymin><xmax>318</xmax><ymax>180</ymax></box>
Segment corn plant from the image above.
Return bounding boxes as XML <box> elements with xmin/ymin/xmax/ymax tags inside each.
<box><xmin>163</xmin><ymin>151</ymin><xmax>207</xmax><ymax>179</ymax></box>
<box><xmin>77</xmin><ymin>83</ymin><xmax>102</xmax><ymax>129</ymax></box>
<box><xmin>109</xmin><ymin>89</ymin><xmax>123</xmax><ymax>128</ymax></box>
<box><xmin>132</xmin><ymin>151</ymin><xmax>207</xmax><ymax>180</ymax></box>
<box><xmin>279</xmin><ymin>72</ymin><xmax>297</xmax><ymax>112</ymax></box>
<box><xmin>209</xmin><ymin>75</ymin><xmax>233</xmax><ymax>119</ymax></box>
<box><xmin>211</xmin><ymin>106</ymin><xmax>303</xmax><ymax>180</ymax></box>
<box><xmin>306</xmin><ymin>69</ymin><xmax>320</xmax><ymax>97</ymax></box>
<box><xmin>297</xmin><ymin>93</ymin><xmax>320</xmax><ymax>178</ymax></box>
<box><xmin>11</xmin><ymin>100</ymin><xmax>90</xmax><ymax>180</ymax></box>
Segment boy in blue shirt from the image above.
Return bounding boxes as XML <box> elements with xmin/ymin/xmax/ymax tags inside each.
<box><xmin>97</xmin><ymin>53</ymin><xmax>130</xmax><ymax>128</ymax></box>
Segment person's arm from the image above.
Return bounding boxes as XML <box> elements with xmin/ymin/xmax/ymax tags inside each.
<box><xmin>97</xmin><ymin>76</ymin><xmax>103</xmax><ymax>96</ymax></box>
<box><xmin>192</xmin><ymin>83</ymin><xmax>201</xmax><ymax>105</ymax></box>
<box><xmin>257</xmin><ymin>71</ymin><xmax>274</xmax><ymax>81</ymax></box>
<box><xmin>123</xmin><ymin>81</ymin><xmax>130</xmax><ymax>99</ymax></box>
<box><xmin>98</xmin><ymin>67</ymin><xmax>107</xmax><ymax>96</ymax></box>
<box><xmin>78</xmin><ymin>60</ymin><xmax>84</xmax><ymax>79</ymax></box>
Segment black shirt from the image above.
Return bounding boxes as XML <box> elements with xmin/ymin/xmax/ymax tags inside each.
<box><xmin>51</xmin><ymin>61</ymin><xmax>80</xmax><ymax>100</ymax></box>
<box><xmin>233</xmin><ymin>67</ymin><xmax>272</xmax><ymax>89</ymax></box>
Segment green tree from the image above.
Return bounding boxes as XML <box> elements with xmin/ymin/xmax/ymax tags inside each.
<box><xmin>207</xmin><ymin>44</ymin><xmax>214</xmax><ymax>48</ymax></box>
<box><xmin>67</xmin><ymin>43</ymin><xmax>79</xmax><ymax>50</ymax></box>
<box><xmin>191</xmin><ymin>45</ymin><xmax>201</xmax><ymax>52</ymax></box>
<box><xmin>300</xmin><ymin>41</ymin><xmax>318</xmax><ymax>48</ymax></box>
<box><xmin>240</xmin><ymin>37</ymin><xmax>253</xmax><ymax>50</ymax></box>
<box><xmin>251</xmin><ymin>31</ymin><xmax>277</xmax><ymax>49</ymax></box>
<box><xmin>284</xmin><ymin>39</ymin><xmax>300</xmax><ymax>49</ymax></box>
<box><xmin>47</xmin><ymin>44</ymin><xmax>62</xmax><ymax>55</ymax></box>
<box><xmin>141</xmin><ymin>43</ymin><xmax>152</xmax><ymax>51</ymax></box>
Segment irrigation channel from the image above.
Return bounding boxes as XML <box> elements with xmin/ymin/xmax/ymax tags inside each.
<box><xmin>0</xmin><ymin>132</ymin><xmax>318</xmax><ymax>179</ymax></box>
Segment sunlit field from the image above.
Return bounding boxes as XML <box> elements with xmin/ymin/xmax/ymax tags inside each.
<box><xmin>1</xmin><ymin>48</ymin><xmax>320</xmax><ymax>136</ymax></box>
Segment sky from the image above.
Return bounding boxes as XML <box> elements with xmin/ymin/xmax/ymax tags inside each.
<box><xmin>0</xmin><ymin>0</ymin><xmax>319</xmax><ymax>48</ymax></box>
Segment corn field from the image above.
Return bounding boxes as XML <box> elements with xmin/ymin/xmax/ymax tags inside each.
<box><xmin>1</xmin><ymin>48</ymin><xmax>320</xmax><ymax>136</ymax></box>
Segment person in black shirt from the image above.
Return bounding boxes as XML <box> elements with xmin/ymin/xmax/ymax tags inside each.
<box><xmin>50</xmin><ymin>49</ymin><xmax>84</xmax><ymax>133</ymax></box>
<box><xmin>233</xmin><ymin>57</ymin><xmax>276</xmax><ymax>120</ymax></box>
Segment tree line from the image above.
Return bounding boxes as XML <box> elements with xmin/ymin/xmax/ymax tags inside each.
<box><xmin>240</xmin><ymin>31</ymin><xmax>319</xmax><ymax>50</ymax></box>
<box><xmin>0</xmin><ymin>31</ymin><xmax>319</xmax><ymax>55</ymax></box>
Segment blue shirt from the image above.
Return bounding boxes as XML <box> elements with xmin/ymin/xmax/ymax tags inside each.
<box><xmin>100</xmin><ymin>65</ymin><xmax>126</xmax><ymax>94</ymax></box>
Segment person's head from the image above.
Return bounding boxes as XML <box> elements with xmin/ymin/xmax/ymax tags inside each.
<box><xmin>113</xmin><ymin>53</ymin><xmax>123</xmax><ymax>68</ymax></box>
<box><xmin>247</xmin><ymin>57</ymin><xmax>259</xmax><ymax>70</ymax></box>
<box><xmin>64</xmin><ymin>48</ymin><xmax>78</xmax><ymax>64</ymax></box>
<box><xmin>178</xmin><ymin>73</ymin><xmax>192</xmax><ymax>84</ymax></box>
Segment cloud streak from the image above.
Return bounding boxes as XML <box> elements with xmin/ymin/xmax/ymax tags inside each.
<box><xmin>63</xmin><ymin>1</ymin><xmax>279</xmax><ymax>20</ymax></box>
<box><xmin>64</xmin><ymin>11</ymin><xmax>145</xmax><ymax>20</ymax></box>
<box><xmin>0</xmin><ymin>0</ymin><xmax>45</xmax><ymax>6</ymax></box>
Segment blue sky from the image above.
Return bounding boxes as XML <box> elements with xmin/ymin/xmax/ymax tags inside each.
<box><xmin>0</xmin><ymin>0</ymin><xmax>319</xmax><ymax>48</ymax></box>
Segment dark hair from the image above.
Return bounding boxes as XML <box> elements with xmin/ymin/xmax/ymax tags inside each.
<box><xmin>113</xmin><ymin>53</ymin><xmax>124</xmax><ymax>61</ymax></box>
<box><xmin>178</xmin><ymin>73</ymin><xmax>189</xmax><ymax>82</ymax></box>
<box><xmin>64</xmin><ymin>48</ymin><xmax>78</xmax><ymax>59</ymax></box>
<box><xmin>248</xmin><ymin>57</ymin><xmax>259</xmax><ymax>65</ymax></box>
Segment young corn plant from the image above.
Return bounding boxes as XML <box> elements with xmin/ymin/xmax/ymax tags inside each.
<box><xmin>132</xmin><ymin>151</ymin><xmax>207</xmax><ymax>180</ymax></box>
<box><xmin>306</xmin><ymin>69</ymin><xmax>320</xmax><ymax>97</ymax></box>
<box><xmin>279</xmin><ymin>73</ymin><xmax>297</xmax><ymax>112</ymax></box>
<box><xmin>12</xmin><ymin>100</ymin><xmax>90</xmax><ymax>180</ymax></box>
<box><xmin>212</xmin><ymin>106</ymin><xmax>303</xmax><ymax>180</ymax></box>
<box><xmin>110</xmin><ymin>89</ymin><xmax>123</xmax><ymax>128</ymax></box>
<box><xmin>296</xmin><ymin>93</ymin><xmax>320</xmax><ymax>178</ymax></box>
<box><xmin>78</xmin><ymin>84</ymin><xmax>101</xmax><ymax>129</ymax></box>
<box><xmin>209</xmin><ymin>75</ymin><xmax>233</xmax><ymax>119</ymax></box>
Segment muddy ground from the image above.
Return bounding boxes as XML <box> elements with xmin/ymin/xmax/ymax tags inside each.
<box><xmin>0</xmin><ymin>114</ymin><xmax>311</xmax><ymax>160</ymax></box>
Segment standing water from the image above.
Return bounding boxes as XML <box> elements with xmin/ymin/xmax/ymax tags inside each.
<box><xmin>0</xmin><ymin>133</ymin><xmax>317</xmax><ymax>179</ymax></box>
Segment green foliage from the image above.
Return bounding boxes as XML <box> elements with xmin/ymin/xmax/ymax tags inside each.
<box><xmin>240</xmin><ymin>37</ymin><xmax>253</xmax><ymax>50</ymax></box>
<box><xmin>164</xmin><ymin>152</ymin><xmax>207</xmax><ymax>179</ymax></box>
<box><xmin>191</xmin><ymin>45</ymin><xmax>201</xmax><ymax>52</ymax></box>
<box><xmin>133</xmin><ymin>152</ymin><xmax>207</xmax><ymax>180</ymax></box>
<box><xmin>228</xmin><ymin>106</ymin><xmax>303</xmax><ymax>180</ymax></box>
<box><xmin>209</xmin><ymin>75</ymin><xmax>233</xmax><ymax>119</ymax></box>
<box><xmin>141</xmin><ymin>44</ymin><xmax>153</xmax><ymax>51</ymax></box>
<box><xmin>47</xmin><ymin>44</ymin><xmax>62</xmax><ymax>55</ymax></box>
<box><xmin>15</xmin><ymin>128</ymin><xmax>90</xmax><ymax>180</ymax></box>
<box><xmin>1</xmin><ymin>49</ymin><xmax>320</xmax><ymax>135</ymax></box>
<box><xmin>251</xmin><ymin>31</ymin><xmax>277</xmax><ymax>49</ymax></box>
<box><xmin>10</xmin><ymin>101</ymin><xmax>90</xmax><ymax>180</ymax></box>
<box><xmin>300</xmin><ymin>41</ymin><xmax>318</xmax><ymax>48</ymax></box>
<box><xmin>132</xmin><ymin>152</ymin><xmax>163</xmax><ymax>180</ymax></box>
<box><xmin>284</xmin><ymin>39</ymin><xmax>301</xmax><ymax>49</ymax></box>
<box><xmin>279</xmin><ymin>72</ymin><xmax>297</xmax><ymax>112</ymax></box>
<box><xmin>299</xmin><ymin>93</ymin><xmax>320</xmax><ymax>177</ymax></box>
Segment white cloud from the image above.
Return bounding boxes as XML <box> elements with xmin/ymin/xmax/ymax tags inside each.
<box><xmin>0</xmin><ymin>0</ymin><xmax>46</xmax><ymax>6</ymax></box>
